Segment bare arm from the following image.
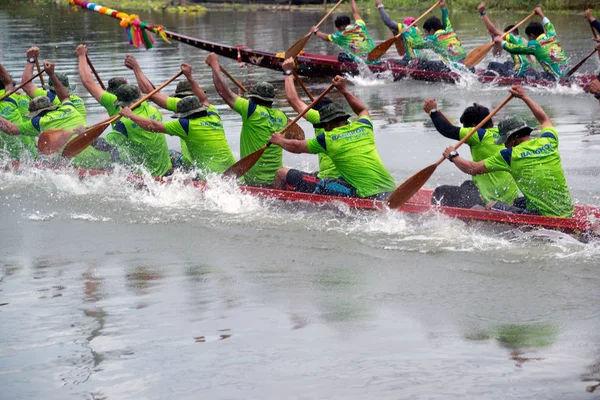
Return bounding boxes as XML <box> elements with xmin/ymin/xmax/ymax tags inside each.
<box><xmin>270</xmin><ymin>132</ymin><xmax>311</xmax><ymax>154</ymax></box>
<box><xmin>205</xmin><ymin>54</ymin><xmax>238</xmax><ymax>108</ymax></box>
<box><xmin>350</xmin><ymin>0</ymin><xmax>362</xmax><ymax>22</ymax></box>
<box><xmin>0</xmin><ymin>116</ymin><xmax>20</xmax><ymax>136</ymax></box>
<box><xmin>477</xmin><ymin>3</ymin><xmax>503</xmax><ymax>37</ymax></box>
<box><xmin>333</xmin><ymin>75</ymin><xmax>368</xmax><ymax>118</ymax></box>
<box><xmin>21</xmin><ymin>47</ymin><xmax>40</xmax><ymax>98</ymax></box>
<box><xmin>124</xmin><ymin>55</ymin><xmax>154</xmax><ymax>94</ymax></box>
<box><xmin>119</xmin><ymin>107</ymin><xmax>166</xmax><ymax>133</ymax></box>
<box><xmin>509</xmin><ymin>86</ymin><xmax>551</xmax><ymax>128</ymax></box>
<box><xmin>312</xmin><ymin>28</ymin><xmax>331</xmax><ymax>42</ymax></box>
<box><xmin>452</xmin><ymin>157</ymin><xmax>489</xmax><ymax>176</ymax></box>
<box><xmin>282</xmin><ymin>58</ymin><xmax>308</xmax><ymax>114</ymax></box>
<box><xmin>0</xmin><ymin>63</ymin><xmax>14</xmax><ymax>91</ymax></box>
<box><xmin>76</xmin><ymin>45</ymin><xmax>105</xmax><ymax>103</ymax></box>
<box><xmin>44</xmin><ymin>62</ymin><xmax>69</xmax><ymax>103</ymax></box>
<box><xmin>181</xmin><ymin>63</ymin><xmax>209</xmax><ymax>107</ymax></box>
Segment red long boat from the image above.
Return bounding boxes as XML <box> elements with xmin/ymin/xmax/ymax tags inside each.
<box><xmin>4</xmin><ymin>160</ymin><xmax>599</xmax><ymax>239</ymax></box>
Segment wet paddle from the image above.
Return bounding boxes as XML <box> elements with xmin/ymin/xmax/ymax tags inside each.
<box><xmin>61</xmin><ymin>71</ymin><xmax>183</xmax><ymax>158</ymax></box>
<box><xmin>368</xmin><ymin>1</ymin><xmax>440</xmax><ymax>62</ymax></box>
<box><xmin>292</xmin><ymin>70</ymin><xmax>314</xmax><ymax>101</ymax></box>
<box><xmin>284</xmin><ymin>0</ymin><xmax>345</xmax><ymax>59</ymax></box>
<box><xmin>0</xmin><ymin>69</ymin><xmax>46</xmax><ymax>102</ymax></box>
<box><xmin>387</xmin><ymin>94</ymin><xmax>514</xmax><ymax>209</ymax></box>
<box><xmin>223</xmin><ymin>83</ymin><xmax>334</xmax><ymax>179</ymax></box>
<box><xmin>38</xmin><ymin>129</ymin><xmax>77</xmax><ymax>155</ymax></box>
<box><xmin>35</xmin><ymin>57</ymin><xmax>45</xmax><ymax>88</ymax></box>
<box><xmin>464</xmin><ymin>12</ymin><xmax>535</xmax><ymax>68</ymax></box>
<box><xmin>560</xmin><ymin>47</ymin><xmax>600</xmax><ymax>83</ymax></box>
<box><xmin>86</xmin><ymin>54</ymin><xmax>106</xmax><ymax>90</ymax></box>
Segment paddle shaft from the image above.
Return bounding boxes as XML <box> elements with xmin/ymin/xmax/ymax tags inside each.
<box><xmin>292</xmin><ymin>70</ymin><xmax>314</xmax><ymax>101</ymax></box>
<box><xmin>434</xmin><ymin>94</ymin><xmax>514</xmax><ymax>166</ymax></box>
<box><xmin>219</xmin><ymin>65</ymin><xmax>247</xmax><ymax>92</ymax></box>
<box><xmin>561</xmin><ymin>48</ymin><xmax>599</xmax><ymax>81</ymax></box>
<box><xmin>281</xmin><ymin>83</ymin><xmax>334</xmax><ymax>136</ymax></box>
<box><xmin>503</xmin><ymin>12</ymin><xmax>536</xmax><ymax>36</ymax></box>
<box><xmin>591</xmin><ymin>22</ymin><xmax>600</xmax><ymax>60</ymax></box>
<box><xmin>314</xmin><ymin>0</ymin><xmax>344</xmax><ymax>32</ymax></box>
<box><xmin>86</xmin><ymin>54</ymin><xmax>106</xmax><ymax>90</ymax></box>
<box><xmin>0</xmin><ymin>69</ymin><xmax>45</xmax><ymax>102</ymax></box>
<box><xmin>35</xmin><ymin>58</ymin><xmax>45</xmax><ymax>87</ymax></box>
<box><xmin>393</xmin><ymin>0</ymin><xmax>440</xmax><ymax>39</ymax></box>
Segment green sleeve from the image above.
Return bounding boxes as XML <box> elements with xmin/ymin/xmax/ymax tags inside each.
<box><xmin>33</xmin><ymin>88</ymin><xmax>47</xmax><ymax>98</ymax></box>
<box><xmin>459</xmin><ymin>127</ymin><xmax>481</xmax><ymax>146</ymax></box>
<box><xmin>306</xmin><ymin>137</ymin><xmax>325</xmax><ymax>154</ymax></box>
<box><xmin>164</xmin><ymin>120</ymin><xmax>186</xmax><ymax>139</ymax></box>
<box><xmin>328</xmin><ymin>31</ymin><xmax>343</xmax><ymax>45</ymax></box>
<box><xmin>232</xmin><ymin>96</ymin><xmax>250</xmax><ymax>121</ymax></box>
<box><xmin>17</xmin><ymin>120</ymin><xmax>40</xmax><ymax>136</ymax></box>
<box><xmin>105</xmin><ymin>131</ymin><xmax>127</xmax><ymax>147</ymax></box>
<box><xmin>305</xmin><ymin>109</ymin><xmax>320</xmax><ymax>125</ymax></box>
<box><xmin>483</xmin><ymin>152</ymin><xmax>511</xmax><ymax>173</ymax></box>
<box><xmin>441</xmin><ymin>8</ymin><xmax>451</xmax><ymax>30</ymax></box>
<box><xmin>413</xmin><ymin>37</ymin><xmax>433</xmax><ymax>49</ymax></box>
<box><xmin>542</xmin><ymin>17</ymin><xmax>556</xmax><ymax>37</ymax></box>
<box><xmin>166</xmin><ymin>97</ymin><xmax>180</xmax><ymax>112</ymax></box>
<box><xmin>541</xmin><ymin>126</ymin><xmax>559</xmax><ymax>142</ymax></box>
<box><xmin>100</xmin><ymin>92</ymin><xmax>119</xmax><ymax>117</ymax></box>
<box><xmin>503</xmin><ymin>40</ymin><xmax>535</xmax><ymax>55</ymax></box>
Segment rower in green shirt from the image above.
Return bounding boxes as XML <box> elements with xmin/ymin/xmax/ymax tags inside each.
<box><xmin>270</xmin><ymin>75</ymin><xmax>396</xmax><ymax>200</ymax></box>
<box><xmin>442</xmin><ymin>86</ymin><xmax>573</xmax><ymax>217</ymax></box>
<box><xmin>477</xmin><ymin>2</ymin><xmax>537</xmax><ymax>78</ymax></box>
<box><xmin>494</xmin><ymin>7</ymin><xmax>569</xmax><ymax>80</ymax></box>
<box><xmin>206</xmin><ymin>52</ymin><xmax>288</xmax><ymax>186</ymax></box>
<box><xmin>423</xmin><ymin>99</ymin><xmax>519</xmax><ymax>208</ymax></box>
<box><xmin>0</xmin><ymin>62</ymin><xmax>112</xmax><ymax>170</ymax></box>
<box><xmin>311</xmin><ymin>0</ymin><xmax>375</xmax><ymax>63</ymax></box>
<box><xmin>22</xmin><ymin>47</ymin><xmax>87</xmax><ymax>122</ymax></box>
<box><xmin>272</xmin><ymin>57</ymin><xmax>341</xmax><ymax>193</ymax></box>
<box><xmin>0</xmin><ymin>63</ymin><xmax>38</xmax><ymax>160</ymax></box>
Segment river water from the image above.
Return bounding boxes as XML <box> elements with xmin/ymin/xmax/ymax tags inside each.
<box><xmin>1</xmin><ymin>2</ymin><xmax>600</xmax><ymax>399</ymax></box>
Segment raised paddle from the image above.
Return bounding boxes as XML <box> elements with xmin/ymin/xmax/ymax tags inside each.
<box><xmin>35</xmin><ymin>57</ymin><xmax>45</xmax><ymax>88</ymax></box>
<box><xmin>86</xmin><ymin>54</ymin><xmax>106</xmax><ymax>90</ymax></box>
<box><xmin>591</xmin><ymin>22</ymin><xmax>600</xmax><ymax>60</ymax></box>
<box><xmin>0</xmin><ymin>69</ymin><xmax>46</xmax><ymax>102</ymax></box>
<box><xmin>62</xmin><ymin>70</ymin><xmax>184</xmax><ymax>158</ymax></box>
<box><xmin>223</xmin><ymin>83</ymin><xmax>335</xmax><ymax>179</ymax></box>
<box><xmin>367</xmin><ymin>1</ymin><xmax>440</xmax><ymax>62</ymax></box>
<box><xmin>219</xmin><ymin>65</ymin><xmax>248</xmax><ymax>93</ymax></box>
<box><xmin>284</xmin><ymin>0</ymin><xmax>345</xmax><ymax>59</ymax></box>
<box><xmin>464</xmin><ymin>12</ymin><xmax>535</xmax><ymax>68</ymax></box>
<box><xmin>387</xmin><ymin>94</ymin><xmax>514</xmax><ymax>209</ymax></box>
<box><xmin>292</xmin><ymin>70</ymin><xmax>314</xmax><ymax>101</ymax></box>
<box><xmin>559</xmin><ymin>47</ymin><xmax>600</xmax><ymax>83</ymax></box>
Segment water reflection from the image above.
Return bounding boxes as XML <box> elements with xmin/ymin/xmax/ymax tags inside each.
<box><xmin>125</xmin><ymin>265</ymin><xmax>164</xmax><ymax>295</ymax></box>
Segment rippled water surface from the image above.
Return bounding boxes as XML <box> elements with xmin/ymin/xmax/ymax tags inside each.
<box><xmin>1</xmin><ymin>2</ymin><xmax>600</xmax><ymax>399</ymax></box>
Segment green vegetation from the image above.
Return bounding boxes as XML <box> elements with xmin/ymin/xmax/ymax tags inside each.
<box><xmin>356</xmin><ymin>0</ymin><xmax>595</xmax><ymax>11</ymax></box>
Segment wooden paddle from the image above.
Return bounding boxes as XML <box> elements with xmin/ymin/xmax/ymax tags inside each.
<box><xmin>0</xmin><ymin>69</ymin><xmax>46</xmax><ymax>102</ymax></box>
<box><xmin>38</xmin><ymin>130</ymin><xmax>77</xmax><ymax>155</ymax></box>
<box><xmin>367</xmin><ymin>1</ymin><xmax>440</xmax><ymax>62</ymax></box>
<box><xmin>559</xmin><ymin>47</ymin><xmax>600</xmax><ymax>83</ymax></box>
<box><xmin>292</xmin><ymin>70</ymin><xmax>314</xmax><ymax>101</ymax></box>
<box><xmin>86</xmin><ymin>54</ymin><xmax>106</xmax><ymax>90</ymax></box>
<box><xmin>591</xmin><ymin>22</ymin><xmax>600</xmax><ymax>60</ymax></box>
<box><xmin>35</xmin><ymin>57</ymin><xmax>45</xmax><ymax>88</ymax></box>
<box><xmin>219</xmin><ymin>65</ymin><xmax>247</xmax><ymax>93</ymax></box>
<box><xmin>464</xmin><ymin>12</ymin><xmax>535</xmax><ymax>68</ymax></box>
<box><xmin>284</xmin><ymin>0</ymin><xmax>345</xmax><ymax>59</ymax></box>
<box><xmin>223</xmin><ymin>83</ymin><xmax>334</xmax><ymax>179</ymax></box>
<box><xmin>61</xmin><ymin>71</ymin><xmax>183</xmax><ymax>158</ymax></box>
<box><xmin>387</xmin><ymin>94</ymin><xmax>514</xmax><ymax>209</ymax></box>
<box><xmin>394</xmin><ymin>36</ymin><xmax>406</xmax><ymax>57</ymax></box>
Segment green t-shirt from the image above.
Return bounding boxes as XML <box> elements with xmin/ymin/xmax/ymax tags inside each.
<box><xmin>103</xmin><ymin>100</ymin><xmax>171</xmax><ymax>177</ymax></box>
<box><xmin>503</xmin><ymin>33</ymin><xmax>536</xmax><ymax>78</ymax></box>
<box><xmin>483</xmin><ymin>127</ymin><xmax>573</xmax><ymax>217</ymax></box>
<box><xmin>17</xmin><ymin>99</ymin><xmax>112</xmax><ymax>170</ymax></box>
<box><xmin>414</xmin><ymin>8</ymin><xmax>467</xmax><ymax>68</ymax></box>
<box><xmin>233</xmin><ymin>97</ymin><xmax>288</xmax><ymax>186</ymax></box>
<box><xmin>397</xmin><ymin>23</ymin><xmax>428</xmax><ymax>61</ymax></box>
<box><xmin>12</xmin><ymin>93</ymin><xmax>31</xmax><ymax>120</ymax></box>
<box><xmin>164</xmin><ymin>104</ymin><xmax>235</xmax><ymax>175</ymax></box>
<box><xmin>165</xmin><ymin>97</ymin><xmax>197</xmax><ymax>168</ymax></box>
<box><xmin>306</xmin><ymin>117</ymin><xmax>396</xmax><ymax>198</ymax></box>
<box><xmin>0</xmin><ymin>91</ymin><xmax>38</xmax><ymax>160</ymax></box>
<box><xmin>328</xmin><ymin>19</ymin><xmax>376</xmax><ymax>62</ymax></box>
<box><xmin>305</xmin><ymin>109</ymin><xmax>340</xmax><ymax>179</ymax></box>
<box><xmin>502</xmin><ymin>18</ymin><xmax>569</xmax><ymax>79</ymax></box>
<box><xmin>459</xmin><ymin>127</ymin><xmax>519</xmax><ymax>204</ymax></box>
<box><xmin>33</xmin><ymin>88</ymin><xmax>87</xmax><ymax>122</ymax></box>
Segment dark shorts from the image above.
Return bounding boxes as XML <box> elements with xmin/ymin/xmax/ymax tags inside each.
<box><xmin>485</xmin><ymin>61</ymin><xmax>515</xmax><ymax>77</ymax></box>
<box><xmin>490</xmin><ymin>197</ymin><xmax>541</xmax><ymax>215</ymax></box>
<box><xmin>314</xmin><ymin>176</ymin><xmax>392</xmax><ymax>200</ymax></box>
<box><xmin>432</xmin><ymin>180</ymin><xmax>484</xmax><ymax>209</ymax></box>
<box><xmin>285</xmin><ymin>169</ymin><xmax>320</xmax><ymax>193</ymax></box>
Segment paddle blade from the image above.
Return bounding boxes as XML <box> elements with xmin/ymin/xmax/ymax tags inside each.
<box><xmin>285</xmin><ymin>34</ymin><xmax>311</xmax><ymax>59</ymax></box>
<box><xmin>61</xmin><ymin>123</ymin><xmax>109</xmax><ymax>158</ymax></box>
<box><xmin>285</xmin><ymin>122</ymin><xmax>305</xmax><ymax>141</ymax></box>
<box><xmin>37</xmin><ymin>129</ymin><xmax>76</xmax><ymax>155</ymax></box>
<box><xmin>367</xmin><ymin>36</ymin><xmax>396</xmax><ymax>62</ymax></box>
<box><xmin>394</xmin><ymin>37</ymin><xmax>406</xmax><ymax>57</ymax></box>
<box><xmin>223</xmin><ymin>144</ymin><xmax>270</xmax><ymax>179</ymax></box>
<box><xmin>464</xmin><ymin>42</ymin><xmax>494</xmax><ymax>68</ymax></box>
<box><xmin>387</xmin><ymin>163</ymin><xmax>438</xmax><ymax>209</ymax></box>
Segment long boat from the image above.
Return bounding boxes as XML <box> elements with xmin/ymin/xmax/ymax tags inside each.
<box><xmin>4</xmin><ymin>160</ymin><xmax>599</xmax><ymax>239</ymax></box>
<box><xmin>69</xmin><ymin>0</ymin><xmax>596</xmax><ymax>91</ymax></box>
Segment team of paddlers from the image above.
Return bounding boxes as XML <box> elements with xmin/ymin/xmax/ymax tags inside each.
<box><xmin>1</xmin><ymin>0</ymin><xmax>600</xmax><ymax>218</ymax></box>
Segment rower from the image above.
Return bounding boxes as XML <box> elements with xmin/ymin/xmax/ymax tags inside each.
<box><xmin>413</xmin><ymin>0</ymin><xmax>468</xmax><ymax>72</ymax></box>
<box><xmin>75</xmin><ymin>45</ymin><xmax>172</xmax><ymax>177</ymax></box>
<box><xmin>424</xmin><ymin>99</ymin><xmax>519</xmax><ymax>209</ymax></box>
<box><xmin>442</xmin><ymin>86</ymin><xmax>573</xmax><ymax>217</ymax></box>
<box><xmin>0</xmin><ymin>63</ymin><xmax>38</xmax><ymax>160</ymax></box>
<box><xmin>493</xmin><ymin>7</ymin><xmax>569</xmax><ymax>81</ymax></box>
<box><xmin>375</xmin><ymin>0</ymin><xmax>429</xmax><ymax>67</ymax></box>
<box><xmin>477</xmin><ymin>2</ymin><xmax>537</xmax><ymax>79</ymax></box>
<box><xmin>21</xmin><ymin>47</ymin><xmax>87</xmax><ymax>122</ymax></box>
<box><xmin>270</xmin><ymin>75</ymin><xmax>396</xmax><ymax>200</ymax></box>
<box><xmin>117</xmin><ymin>64</ymin><xmax>236</xmax><ymax>177</ymax></box>
<box><xmin>272</xmin><ymin>57</ymin><xmax>341</xmax><ymax>192</ymax></box>
<box><xmin>584</xmin><ymin>9</ymin><xmax>600</xmax><ymax>37</ymax></box>
<box><xmin>0</xmin><ymin>62</ymin><xmax>113</xmax><ymax>170</ymax></box>
<box><xmin>590</xmin><ymin>70</ymin><xmax>600</xmax><ymax>105</ymax></box>
<box><xmin>206</xmin><ymin>52</ymin><xmax>289</xmax><ymax>187</ymax></box>
<box><xmin>310</xmin><ymin>0</ymin><xmax>375</xmax><ymax>64</ymax></box>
